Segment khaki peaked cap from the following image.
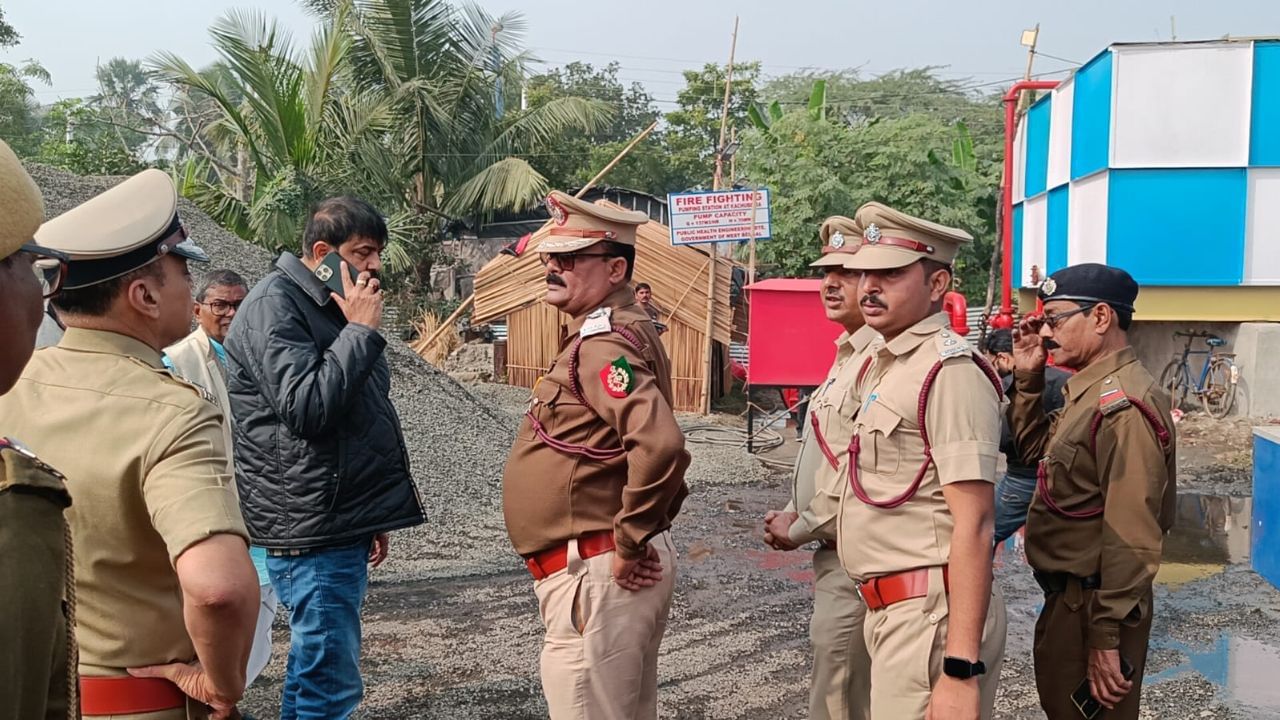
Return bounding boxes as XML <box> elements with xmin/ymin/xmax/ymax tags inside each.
<box><xmin>535</xmin><ymin>190</ymin><xmax>650</xmax><ymax>253</ymax></box>
<box><xmin>0</xmin><ymin>140</ymin><xmax>46</xmax><ymax>262</ymax></box>
<box><xmin>810</xmin><ymin>215</ymin><xmax>864</xmax><ymax>269</ymax></box>
<box><xmin>841</xmin><ymin>201</ymin><xmax>973</xmax><ymax>270</ymax></box>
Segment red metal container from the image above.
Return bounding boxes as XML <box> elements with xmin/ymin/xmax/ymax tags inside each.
<box><xmin>745</xmin><ymin>278</ymin><xmax>844</xmax><ymax>387</ymax></box>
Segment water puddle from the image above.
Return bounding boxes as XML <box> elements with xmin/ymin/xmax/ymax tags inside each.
<box><xmin>1158</xmin><ymin>493</ymin><xmax>1251</xmax><ymax>588</ymax></box>
<box><xmin>1151</xmin><ymin>632</ymin><xmax>1280</xmax><ymax>714</ymax></box>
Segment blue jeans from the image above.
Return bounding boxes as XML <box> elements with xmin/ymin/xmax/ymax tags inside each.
<box><xmin>267</xmin><ymin>538</ymin><xmax>371</xmax><ymax>720</ymax></box>
<box><xmin>994</xmin><ymin>472</ymin><xmax>1037</xmax><ymax>545</ymax></box>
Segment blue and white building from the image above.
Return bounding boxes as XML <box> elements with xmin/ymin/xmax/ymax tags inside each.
<box><xmin>1012</xmin><ymin>39</ymin><xmax>1280</xmax><ymax>416</ymax></box>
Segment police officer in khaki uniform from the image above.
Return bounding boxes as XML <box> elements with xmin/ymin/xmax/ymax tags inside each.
<box><xmin>763</xmin><ymin>215</ymin><xmax>875</xmax><ymax>720</ymax></box>
<box><xmin>1010</xmin><ymin>264</ymin><xmax>1175</xmax><ymax>719</ymax></box>
<box><xmin>0</xmin><ymin>169</ymin><xmax>261</xmax><ymax>720</ymax></box>
<box><xmin>836</xmin><ymin>202</ymin><xmax>1006</xmax><ymax>720</ymax></box>
<box><xmin>502</xmin><ymin>191</ymin><xmax>691</xmax><ymax>719</ymax></box>
<box><xmin>0</xmin><ymin>139</ymin><xmax>77</xmax><ymax>720</ymax></box>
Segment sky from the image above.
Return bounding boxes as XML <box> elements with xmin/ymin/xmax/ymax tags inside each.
<box><xmin>3</xmin><ymin>0</ymin><xmax>1277</xmax><ymax>106</ymax></box>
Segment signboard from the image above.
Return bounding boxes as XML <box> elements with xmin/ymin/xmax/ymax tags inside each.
<box><xmin>667</xmin><ymin>188</ymin><xmax>772</xmax><ymax>246</ymax></box>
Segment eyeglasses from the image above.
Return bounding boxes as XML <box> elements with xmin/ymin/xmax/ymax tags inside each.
<box><xmin>539</xmin><ymin>252</ymin><xmax>614</xmax><ymax>271</ymax></box>
<box><xmin>200</xmin><ymin>299</ymin><xmax>244</xmax><ymax>317</ymax></box>
<box><xmin>20</xmin><ymin>243</ymin><xmax>69</xmax><ymax>299</ymax></box>
<box><xmin>1041</xmin><ymin>303</ymin><xmax>1096</xmax><ymax>330</ymax></box>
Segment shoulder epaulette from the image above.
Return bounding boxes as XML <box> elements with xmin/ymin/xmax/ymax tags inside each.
<box><xmin>1098</xmin><ymin>379</ymin><xmax>1131</xmax><ymax>415</ymax></box>
<box><xmin>935</xmin><ymin>329</ymin><xmax>973</xmax><ymax>360</ymax></box>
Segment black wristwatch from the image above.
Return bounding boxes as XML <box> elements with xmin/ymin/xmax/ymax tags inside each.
<box><xmin>943</xmin><ymin>656</ymin><xmax>986</xmax><ymax>679</ymax></box>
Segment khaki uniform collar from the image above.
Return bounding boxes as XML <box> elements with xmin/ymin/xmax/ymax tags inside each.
<box><xmin>58</xmin><ymin>327</ymin><xmax>164</xmax><ymax>369</ymax></box>
<box><xmin>881</xmin><ymin>312</ymin><xmax>950</xmax><ymax>357</ymax></box>
<box><xmin>565</xmin><ymin>285</ymin><xmax>641</xmax><ymax>337</ymax></box>
<box><xmin>847</xmin><ymin>323</ymin><xmax>878</xmax><ymax>353</ymax></box>
<box><xmin>1065</xmin><ymin>346</ymin><xmax>1138</xmax><ymax>402</ymax></box>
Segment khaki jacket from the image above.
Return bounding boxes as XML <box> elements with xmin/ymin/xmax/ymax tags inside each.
<box><xmin>837</xmin><ymin>313</ymin><xmax>1003</xmax><ymax>581</ymax></box>
<box><xmin>0</xmin><ymin>444</ymin><xmax>76</xmax><ymax>720</ymax></box>
<box><xmin>1011</xmin><ymin>347</ymin><xmax>1176</xmax><ymax>650</ymax></box>
<box><xmin>786</xmin><ymin>324</ymin><xmax>879</xmax><ymax>544</ymax></box>
<box><xmin>503</xmin><ymin>285</ymin><xmax>690</xmax><ymax>560</ymax></box>
<box><xmin>0</xmin><ymin>328</ymin><xmax>248</xmax><ymax>676</ymax></box>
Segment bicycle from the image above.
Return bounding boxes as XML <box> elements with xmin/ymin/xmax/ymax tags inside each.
<box><xmin>1159</xmin><ymin>330</ymin><xmax>1239</xmax><ymax>419</ymax></box>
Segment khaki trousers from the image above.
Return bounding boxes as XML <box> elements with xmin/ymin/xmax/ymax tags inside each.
<box><xmin>1033</xmin><ymin>587</ymin><xmax>1153</xmax><ymax>720</ymax></box>
<box><xmin>810</xmin><ymin>548</ymin><xmax>871</xmax><ymax>720</ymax></box>
<box><xmin>535</xmin><ymin>532</ymin><xmax>677</xmax><ymax>720</ymax></box>
<box><xmin>862</xmin><ymin>568</ymin><xmax>1006</xmax><ymax>720</ymax></box>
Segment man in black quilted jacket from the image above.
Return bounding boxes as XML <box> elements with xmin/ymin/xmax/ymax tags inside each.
<box><xmin>224</xmin><ymin>196</ymin><xmax>425</xmax><ymax>720</ymax></box>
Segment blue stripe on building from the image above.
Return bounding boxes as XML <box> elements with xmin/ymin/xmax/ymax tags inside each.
<box><xmin>1024</xmin><ymin>98</ymin><xmax>1052</xmax><ymax>198</ymax></box>
<box><xmin>1251</xmin><ymin>41</ymin><xmax>1280</xmax><ymax>166</ymax></box>
<box><xmin>1107</xmin><ymin>168</ymin><xmax>1246</xmax><ymax>285</ymax></box>
<box><xmin>1012</xmin><ymin>202</ymin><xmax>1024</xmax><ymax>287</ymax></box>
<box><xmin>1046</xmin><ymin>186</ymin><xmax>1070</xmax><ymax>273</ymax></box>
<box><xmin>1071</xmin><ymin>50</ymin><xmax>1113</xmax><ymax>180</ymax></box>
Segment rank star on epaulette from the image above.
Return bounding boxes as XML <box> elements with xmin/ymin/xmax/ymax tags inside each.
<box><xmin>600</xmin><ymin>356</ymin><xmax>635</xmax><ymax>398</ymax></box>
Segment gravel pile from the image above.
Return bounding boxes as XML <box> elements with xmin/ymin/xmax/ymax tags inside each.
<box><xmin>27</xmin><ymin>163</ymin><xmax>523</xmax><ymax>579</ymax></box>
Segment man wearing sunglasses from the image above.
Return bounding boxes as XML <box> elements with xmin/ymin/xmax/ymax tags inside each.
<box><xmin>0</xmin><ymin>168</ymin><xmax>260</xmax><ymax>720</ymax></box>
<box><xmin>0</xmin><ymin>140</ymin><xmax>78</xmax><ymax>720</ymax></box>
<box><xmin>1009</xmin><ymin>264</ymin><xmax>1176</xmax><ymax>719</ymax></box>
<box><xmin>502</xmin><ymin>190</ymin><xmax>690</xmax><ymax>719</ymax></box>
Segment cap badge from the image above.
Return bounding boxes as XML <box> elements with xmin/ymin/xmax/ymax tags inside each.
<box><xmin>1041</xmin><ymin>278</ymin><xmax>1057</xmax><ymax>295</ymax></box>
<box><xmin>830</xmin><ymin>231</ymin><xmax>845</xmax><ymax>249</ymax></box>
<box><xmin>864</xmin><ymin>224</ymin><xmax>882</xmax><ymax>244</ymax></box>
<box><xmin>546</xmin><ymin>195</ymin><xmax>568</xmax><ymax>226</ymax></box>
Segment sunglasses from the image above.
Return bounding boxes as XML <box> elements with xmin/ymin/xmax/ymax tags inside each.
<box><xmin>539</xmin><ymin>252</ymin><xmax>616</xmax><ymax>272</ymax></box>
<box><xmin>1041</xmin><ymin>303</ymin><xmax>1096</xmax><ymax>330</ymax></box>
<box><xmin>20</xmin><ymin>243</ymin><xmax>70</xmax><ymax>299</ymax></box>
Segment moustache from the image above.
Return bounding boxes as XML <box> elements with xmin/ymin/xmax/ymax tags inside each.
<box><xmin>546</xmin><ymin>273</ymin><xmax>566</xmax><ymax>287</ymax></box>
<box><xmin>1043</xmin><ymin>339</ymin><xmax>1060</xmax><ymax>350</ymax></box>
<box><xmin>860</xmin><ymin>294</ymin><xmax>888</xmax><ymax>309</ymax></box>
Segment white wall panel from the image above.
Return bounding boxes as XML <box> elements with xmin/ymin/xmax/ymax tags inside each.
<box><xmin>1046</xmin><ymin>80</ymin><xmax>1074</xmax><ymax>189</ymax></box>
<box><xmin>1021</xmin><ymin>194</ymin><xmax>1048</xmax><ymax>288</ymax></box>
<box><xmin>1013</xmin><ymin>119</ymin><xmax>1027</xmax><ymax>204</ymax></box>
<box><xmin>1245</xmin><ymin>169</ymin><xmax>1280</xmax><ymax>285</ymax></box>
<box><xmin>1068</xmin><ymin>171</ymin><xmax>1110</xmax><ymax>266</ymax></box>
<box><xmin>1112</xmin><ymin>44</ymin><xmax>1252</xmax><ymax>168</ymax></box>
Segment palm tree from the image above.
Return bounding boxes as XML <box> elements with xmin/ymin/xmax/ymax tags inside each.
<box><xmin>156</xmin><ymin>0</ymin><xmax>610</xmax><ymax>283</ymax></box>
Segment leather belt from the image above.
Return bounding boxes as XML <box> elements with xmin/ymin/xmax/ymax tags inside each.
<box><xmin>525</xmin><ymin>530</ymin><xmax>615</xmax><ymax>580</ymax></box>
<box><xmin>81</xmin><ymin>676</ymin><xmax>186</xmax><ymax>715</ymax></box>
<box><xmin>1033</xmin><ymin>570</ymin><xmax>1102</xmax><ymax>595</ymax></box>
<box><xmin>856</xmin><ymin>566</ymin><xmax>950</xmax><ymax>611</ymax></box>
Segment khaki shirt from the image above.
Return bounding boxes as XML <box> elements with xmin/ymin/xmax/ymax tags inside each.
<box><xmin>1011</xmin><ymin>347</ymin><xmax>1176</xmax><ymax>650</ymax></box>
<box><xmin>0</xmin><ymin>328</ymin><xmax>248</xmax><ymax>675</ymax></box>
<box><xmin>0</xmin><ymin>443</ymin><xmax>74</xmax><ymax>720</ymax></box>
<box><xmin>786</xmin><ymin>324</ymin><xmax>879</xmax><ymax>544</ymax></box>
<box><xmin>837</xmin><ymin>313</ymin><xmax>1002</xmax><ymax>581</ymax></box>
<box><xmin>503</xmin><ymin>285</ymin><xmax>691</xmax><ymax>560</ymax></box>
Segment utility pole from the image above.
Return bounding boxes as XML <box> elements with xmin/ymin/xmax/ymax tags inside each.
<box><xmin>1017</xmin><ymin>24</ymin><xmax>1040</xmax><ymax>114</ymax></box>
<box><xmin>701</xmin><ymin>16</ymin><xmax>739</xmax><ymax>415</ymax></box>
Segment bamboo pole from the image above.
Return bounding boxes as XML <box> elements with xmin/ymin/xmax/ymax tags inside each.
<box><xmin>419</xmin><ymin>294</ymin><xmax>474</xmax><ymax>354</ymax></box>
<box><xmin>576</xmin><ymin>120</ymin><xmax>658</xmax><ymax>199</ymax></box>
<box><xmin>702</xmin><ymin>16</ymin><xmax>739</xmax><ymax>415</ymax></box>
<box><xmin>664</xmin><ymin>256</ymin><xmax>712</xmax><ymax>323</ymax></box>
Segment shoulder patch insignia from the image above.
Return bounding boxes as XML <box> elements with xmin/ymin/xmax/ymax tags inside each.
<box><xmin>1099</xmin><ymin>387</ymin><xmax>1131</xmax><ymax>415</ymax></box>
<box><xmin>600</xmin><ymin>356</ymin><xmax>635</xmax><ymax>398</ymax></box>
<box><xmin>935</xmin><ymin>332</ymin><xmax>972</xmax><ymax>360</ymax></box>
<box><xmin>580</xmin><ymin>306</ymin><xmax>613</xmax><ymax>338</ymax></box>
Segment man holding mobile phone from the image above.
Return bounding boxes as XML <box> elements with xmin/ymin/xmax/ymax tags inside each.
<box><xmin>224</xmin><ymin>196</ymin><xmax>426</xmax><ymax>719</ymax></box>
<box><xmin>1009</xmin><ymin>264</ymin><xmax>1176</xmax><ymax>719</ymax></box>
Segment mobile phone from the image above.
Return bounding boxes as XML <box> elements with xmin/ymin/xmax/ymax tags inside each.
<box><xmin>314</xmin><ymin>252</ymin><xmax>360</xmax><ymax>298</ymax></box>
<box><xmin>1071</xmin><ymin>657</ymin><xmax>1135</xmax><ymax>719</ymax></box>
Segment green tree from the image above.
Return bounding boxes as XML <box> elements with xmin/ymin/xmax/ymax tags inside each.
<box><xmin>741</xmin><ymin>110</ymin><xmax>990</xmax><ymax>284</ymax></box>
<box><xmin>523</xmin><ymin>61</ymin><xmax>658</xmax><ymax>192</ymax></box>
<box><xmin>0</xmin><ymin>58</ymin><xmax>50</xmax><ymax>156</ymax></box>
<box><xmin>35</xmin><ymin>98</ymin><xmax>148</xmax><ymax>175</ymax></box>
<box><xmin>0</xmin><ymin>5</ymin><xmax>20</xmax><ymax>48</ymax></box>
<box><xmin>664</xmin><ymin>61</ymin><xmax>762</xmax><ymax>192</ymax></box>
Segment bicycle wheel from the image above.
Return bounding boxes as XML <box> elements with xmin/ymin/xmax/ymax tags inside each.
<box><xmin>1159</xmin><ymin>360</ymin><xmax>1189</xmax><ymax>410</ymax></box>
<box><xmin>1201</xmin><ymin>357</ymin><xmax>1237</xmax><ymax>419</ymax></box>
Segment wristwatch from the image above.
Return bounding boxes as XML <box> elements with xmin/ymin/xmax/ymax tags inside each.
<box><xmin>943</xmin><ymin>656</ymin><xmax>986</xmax><ymax>679</ymax></box>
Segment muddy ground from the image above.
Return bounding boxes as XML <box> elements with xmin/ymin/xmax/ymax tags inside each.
<box><xmin>242</xmin><ymin>405</ymin><xmax>1280</xmax><ymax>719</ymax></box>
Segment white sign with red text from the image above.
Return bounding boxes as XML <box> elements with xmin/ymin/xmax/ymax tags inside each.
<box><xmin>666</xmin><ymin>189</ymin><xmax>772</xmax><ymax>246</ymax></box>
